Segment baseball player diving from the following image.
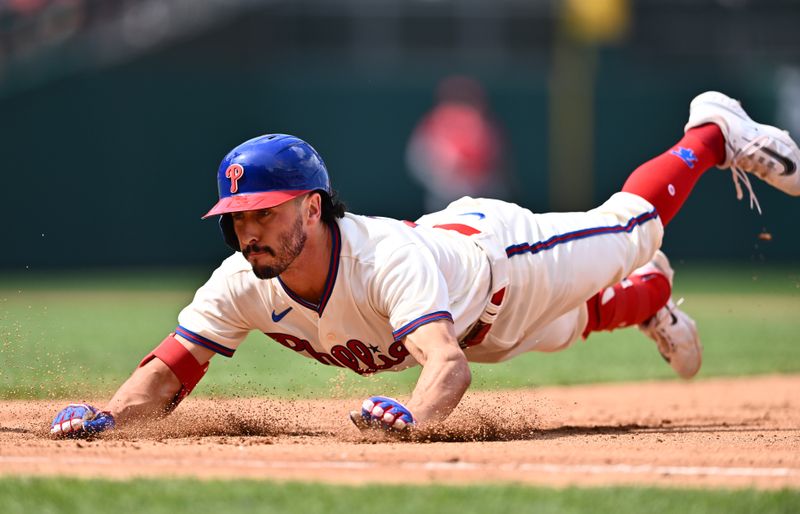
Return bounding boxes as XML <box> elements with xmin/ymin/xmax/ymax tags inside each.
<box><xmin>51</xmin><ymin>91</ymin><xmax>800</xmax><ymax>437</ymax></box>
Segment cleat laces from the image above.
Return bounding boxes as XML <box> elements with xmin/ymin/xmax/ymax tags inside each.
<box><xmin>730</xmin><ymin>136</ymin><xmax>768</xmax><ymax>215</ymax></box>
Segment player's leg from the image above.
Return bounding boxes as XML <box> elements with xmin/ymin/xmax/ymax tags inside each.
<box><xmin>461</xmin><ymin>93</ymin><xmax>798</xmax><ymax>370</ymax></box>
<box><xmin>621</xmin><ymin>91</ymin><xmax>800</xmax><ymax>224</ymax></box>
<box><xmin>582</xmin><ymin>254</ymin><xmax>671</xmax><ymax>335</ymax></box>
<box><xmin>470</xmin><ymin>197</ymin><xmax>701</xmax><ymax>377</ymax></box>
<box><xmin>620</xmin><ymin>123</ymin><xmax>725</xmax><ymax>226</ymax></box>
<box><xmin>578</xmin><ymin>91</ymin><xmax>800</xmax><ymax>378</ymax></box>
<box><xmin>582</xmin><ymin>250</ymin><xmax>701</xmax><ymax>378</ymax></box>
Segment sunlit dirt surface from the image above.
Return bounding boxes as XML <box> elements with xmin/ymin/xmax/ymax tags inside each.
<box><xmin>1</xmin><ymin>375</ymin><xmax>798</xmax><ymax>489</ymax></box>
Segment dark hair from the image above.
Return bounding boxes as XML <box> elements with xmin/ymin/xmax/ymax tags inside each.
<box><xmin>320</xmin><ymin>189</ymin><xmax>347</xmax><ymax>224</ymax></box>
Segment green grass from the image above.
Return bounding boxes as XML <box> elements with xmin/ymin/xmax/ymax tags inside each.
<box><xmin>0</xmin><ymin>265</ymin><xmax>798</xmax><ymax>399</ymax></box>
<box><xmin>0</xmin><ymin>477</ymin><xmax>798</xmax><ymax>514</ymax></box>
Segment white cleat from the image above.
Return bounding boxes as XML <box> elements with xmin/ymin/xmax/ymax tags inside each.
<box><xmin>685</xmin><ymin>91</ymin><xmax>800</xmax><ymax>212</ymax></box>
<box><xmin>636</xmin><ymin>251</ymin><xmax>702</xmax><ymax>379</ymax></box>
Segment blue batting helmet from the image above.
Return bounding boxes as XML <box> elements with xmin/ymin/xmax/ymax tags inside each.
<box><xmin>204</xmin><ymin>134</ymin><xmax>331</xmax><ymax>250</ymax></box>
<box><xmin>204</xmin><ymin>134</ymin><xmax>331</xmax><ymax>218</ymax></box>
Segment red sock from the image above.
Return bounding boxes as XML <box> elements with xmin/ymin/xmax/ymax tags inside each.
<box><xmin>582</xmin><ymin>270</ymin><xmax>671</xmax><ymax>338</ymax></box>
<box><xmin>622</xmin><ymin>123</ymin><xmax>725</xmax><ymax>226</ymax></box>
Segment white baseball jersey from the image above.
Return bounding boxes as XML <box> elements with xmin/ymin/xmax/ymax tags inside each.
<box><xmin>177</xmin><ymin>192</ymin><xmax>663</xmax><ymax>373</ymax></box>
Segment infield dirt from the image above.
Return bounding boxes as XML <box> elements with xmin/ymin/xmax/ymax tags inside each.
<box><xmin>1</xmin><ymin>375</ymin><xmax>798</xmax><ymax>489</ymax></box>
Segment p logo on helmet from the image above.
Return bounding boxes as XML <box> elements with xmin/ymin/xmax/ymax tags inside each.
<box><xmin>225</xmin><ymin>164</ymin><xmax>245</xmax><ymax>193</ymax></box>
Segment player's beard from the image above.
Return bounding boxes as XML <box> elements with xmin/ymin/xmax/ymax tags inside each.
<box><xmin>244</xmin><ymin>214</ymin><xmax>307</xmax><ymax>280</ymax></box>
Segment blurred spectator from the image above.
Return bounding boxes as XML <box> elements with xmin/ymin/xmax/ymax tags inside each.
<box><xmin>406</xmin><ymin>75</ymin><xmax>511</xmax><ymax>211</ymax></box>
<box><xmin>7</xmin><ymin>0</ymin><xmax>50</xmax><ymax>15</ymax></box>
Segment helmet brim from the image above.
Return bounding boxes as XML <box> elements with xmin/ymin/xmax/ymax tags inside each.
<box><xmin>202</xmin><ymin>190</ymin><xmax>312</xmax><ymax>219</ymax></box>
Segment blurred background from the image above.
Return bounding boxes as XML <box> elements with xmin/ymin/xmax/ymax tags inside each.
<box><xmin>1</xmin><ymin>0</ymin><xmax>799</xmax><ymax>402</ymax></box>
<box><xmin>2</xmin><ymin>0</ymin><xmax>800</xmax><ymax>271</ymax></box>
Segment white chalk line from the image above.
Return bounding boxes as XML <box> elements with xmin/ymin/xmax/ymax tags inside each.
<box><xmin>0</xmin><ymin>455</ymin><xmax>796</xmax><ymax>478</ymax></box>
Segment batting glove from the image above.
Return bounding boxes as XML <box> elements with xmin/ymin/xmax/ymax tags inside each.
<box><xmin>349</xmin><ymin>396</ymin><xmax>416</xmax><ymax>432</ymax></box>
<box><xmin>50</xmin><ymin>403</ymin><xmax>115</xmax><ymax>438</ymax></box>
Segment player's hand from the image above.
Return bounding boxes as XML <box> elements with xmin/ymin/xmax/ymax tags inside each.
<box><xmin>50</xmin><ymin>403</ymin><xmax>115</xmax><ymax>438</ymax></box>
<box><xmin>349</xmin><ymin>396</ymin><xmax>416</xmax><ymax>433</ymax></box>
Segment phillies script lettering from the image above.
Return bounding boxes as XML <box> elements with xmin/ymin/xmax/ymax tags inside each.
<box><xmin>266</xmin><ymin>333</ymin><xmax>409</xmax><ymax>375</ymax></box>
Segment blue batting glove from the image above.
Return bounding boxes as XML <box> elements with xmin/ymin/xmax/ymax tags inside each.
<box><xmin>50</xmin><ymin>403</ymin><xmax>115</xmax><ymax>438</ymax></box>
<box><xmin>350</xmin><ymin>396</ymin><xmax>416</xmax><ymax>432</ymax></box>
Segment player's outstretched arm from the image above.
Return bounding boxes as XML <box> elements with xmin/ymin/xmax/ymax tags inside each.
<box><xmin>108</xmin><ymin>335</ymin><xmax>216</xmax><ymax>423</ymax></box>
<box><xmin>352</xmin><ymin>320</ymin><xmax>471</xmax><ymax>432</ymax></box>
<box><xmin>50</xmin><ymin>334</ymin><xmax>215</xmax><ymax>437</ymax></box>
<box><xmin>402</xmin><ymin>319</ymin><xmax>472</xmax><ymax>425</ymax></box>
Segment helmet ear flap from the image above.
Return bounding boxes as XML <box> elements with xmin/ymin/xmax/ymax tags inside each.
<box><xmin>219</xmin><ymin>214</ymin><xmax>240</xmax><ymax>251</ymax></box>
